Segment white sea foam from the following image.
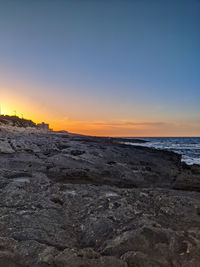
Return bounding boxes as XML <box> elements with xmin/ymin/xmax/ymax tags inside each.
<box><xmin>128</xmin><ymin>137</ymin><xmax>200</xmax><ymax>166</ymax></box>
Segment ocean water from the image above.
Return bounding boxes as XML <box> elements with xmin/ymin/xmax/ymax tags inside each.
<box><xmin>128</xmin><ymin>137</ymin><xmax>200</xmax><ymax>165</ymax></box>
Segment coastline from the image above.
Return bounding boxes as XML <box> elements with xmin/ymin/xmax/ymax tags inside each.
<box><xmin>0</xmin><ymin>125</ymin><xmax>200</xmax><ymax>266</ymax></box>
<box><xmin>125</xmin><ymin>137</ymin><xmax>200</xmax><ymax>166</ymax></box>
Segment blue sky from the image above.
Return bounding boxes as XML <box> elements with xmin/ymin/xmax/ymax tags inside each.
<box><xmin>0</xmin><ymin>0</ymin><xmax>199</xmax><ymax>135</ymax></box>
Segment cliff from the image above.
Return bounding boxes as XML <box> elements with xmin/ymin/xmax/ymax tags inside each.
<box><xmin>0</xmin><ymin>115</ymin><xmax>36</xmax><ymax>128</ymax></box>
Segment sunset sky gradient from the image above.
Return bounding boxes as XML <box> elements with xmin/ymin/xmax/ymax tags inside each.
<box><xmin>0</xmin><ymin>0</ymin><xmax>199</xmax><ymax>136</ymax></box>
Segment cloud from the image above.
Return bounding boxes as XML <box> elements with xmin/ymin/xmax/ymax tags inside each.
<box><xmin>56</xmin><ymin>119</ymin><xmax>166</xmax><ymax>128</ymax></box>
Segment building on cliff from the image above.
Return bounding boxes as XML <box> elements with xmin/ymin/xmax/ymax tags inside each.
<box><xmin>37</xmin><ymin>122</ymin><xmax>49</xmax><ymax>130</ymax></box>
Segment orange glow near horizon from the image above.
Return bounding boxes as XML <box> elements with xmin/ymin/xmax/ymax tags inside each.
<box><xmin>0</xmin><ymin>101</ymin><xmax>200</xmax><ymax>137</ymax></box>
<box><xmin>0</xmin><ymin>100</ymin><xmax>199</xmax><ymax>137</ymax></box>
<box><xmin>0</xmin><ymin>88</ymin><xmax>200</xmax><ymax>137</ymax></box>
<box><xmin>53</xmin><ymin>120</ymin><xmax>200</xmax><ymax>137</ymax></box>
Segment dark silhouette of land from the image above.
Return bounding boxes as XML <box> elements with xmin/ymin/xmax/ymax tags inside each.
<box><xmin>0</xmin><ymin>115</ymin><xmax>36</xmax><ymax>128</ymax></box>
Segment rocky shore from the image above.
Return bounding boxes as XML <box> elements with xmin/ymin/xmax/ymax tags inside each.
<box><xmin>0</xmin><ymin>125</ymin><xmax>199</xmax><ymax>267</ymax></box>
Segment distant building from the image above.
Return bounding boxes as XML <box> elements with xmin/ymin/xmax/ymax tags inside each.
<box><xmin>37</xmin><ymin>122</ymin><xmax>49</xmax><ymax>130</ymax></box>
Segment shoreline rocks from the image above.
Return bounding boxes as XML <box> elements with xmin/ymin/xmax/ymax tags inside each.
<box><xmin>0</xmin><ymin>126</ymin><xmax>199</xmax><ymax>266</ymax></box>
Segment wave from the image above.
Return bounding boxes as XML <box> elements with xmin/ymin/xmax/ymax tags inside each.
<box><xmin>127</xmin><ymin>137</ymin><xmax>200</xmax><ymax>165</ymax></box>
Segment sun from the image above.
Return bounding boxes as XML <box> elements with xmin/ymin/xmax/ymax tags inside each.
<box><xmin>0</xmin><ymin>104</ymin><xmax>13</xmax><ymax>116</ymax></box>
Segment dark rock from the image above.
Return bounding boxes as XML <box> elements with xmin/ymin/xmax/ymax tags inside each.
<box><xmin>70</xmin><ymin>150</ymin><xmax>85</xmax><ymax>156</ymax></box>
<box><xmin>173</xmin><ymin>164</ymin><xmax>200</xmax><ymax>192</ymax></box>
<box><xmin>53</xmin><ymin>248</ymin><xmax>127</xmax><ymax>267</ymax></box>
<box><xmin>0</xmin><ymin>127</ymin><xmax>200</xmax><ymax>266</ymax></box>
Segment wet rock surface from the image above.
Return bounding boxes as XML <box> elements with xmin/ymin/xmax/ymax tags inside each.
<box><xmin>0</xmin><ymin>128</ymin><xmax>199</xmax><ymax>266</ymax></box>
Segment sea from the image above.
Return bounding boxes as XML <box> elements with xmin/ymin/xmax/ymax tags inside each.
<box><xmin>128</xmin><ymin>137</ymin><xmax>200</xmax><ymax>165</ymax></box>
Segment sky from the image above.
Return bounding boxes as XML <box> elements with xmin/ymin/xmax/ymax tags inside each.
<box><xmin>0</xmin><ymin>0</ymin><xmax>199</xmax><ymax>136</ymax></box>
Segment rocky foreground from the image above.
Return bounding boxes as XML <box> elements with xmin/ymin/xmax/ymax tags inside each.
<box><xmin>0</xmin><ymin>126</ymin><xmax>200</xmax><ymax>267</ymax></box>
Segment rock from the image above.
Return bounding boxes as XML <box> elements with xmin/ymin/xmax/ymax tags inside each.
<box><xmin>54</xmin><ymin>248</ymin><xmax>127</xmax><ymax>267</ymax></box>
<box><xmin>173</xmin><ymin>163</ymin><xmax>200</xmax><ymax>192</ymax></box>
<box><xmin>0</xmin><ymin>238</ymin><xmax>27</xmax><ymax>267</ymax></box>
<box><xmin>37</xmin><ymin>246</ymin><xmax>59</xmax><ymax>266</ymax></box>
<box><xmin>0</xmin><ymin>251</ymin><xmax>27</xmax><ymax>267</ymax></box>
<box><xmin>121</xmin><ymin>251</ymin><xmax>169</xmax><ymax>267</ymax></box>
<box><xmin>70</xmin><ymin>150</ymin><xmax>85</xmax><ymax>156</ymax></box>
<box><xmin>0</xmin><ymin>140</ymin><xmax>15</xmax><ymax>153</ymax></box>
<box><xmin>0</xmin><ymin>125</ymin><xmax>199</xmax><ymax>266</ymax></box>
